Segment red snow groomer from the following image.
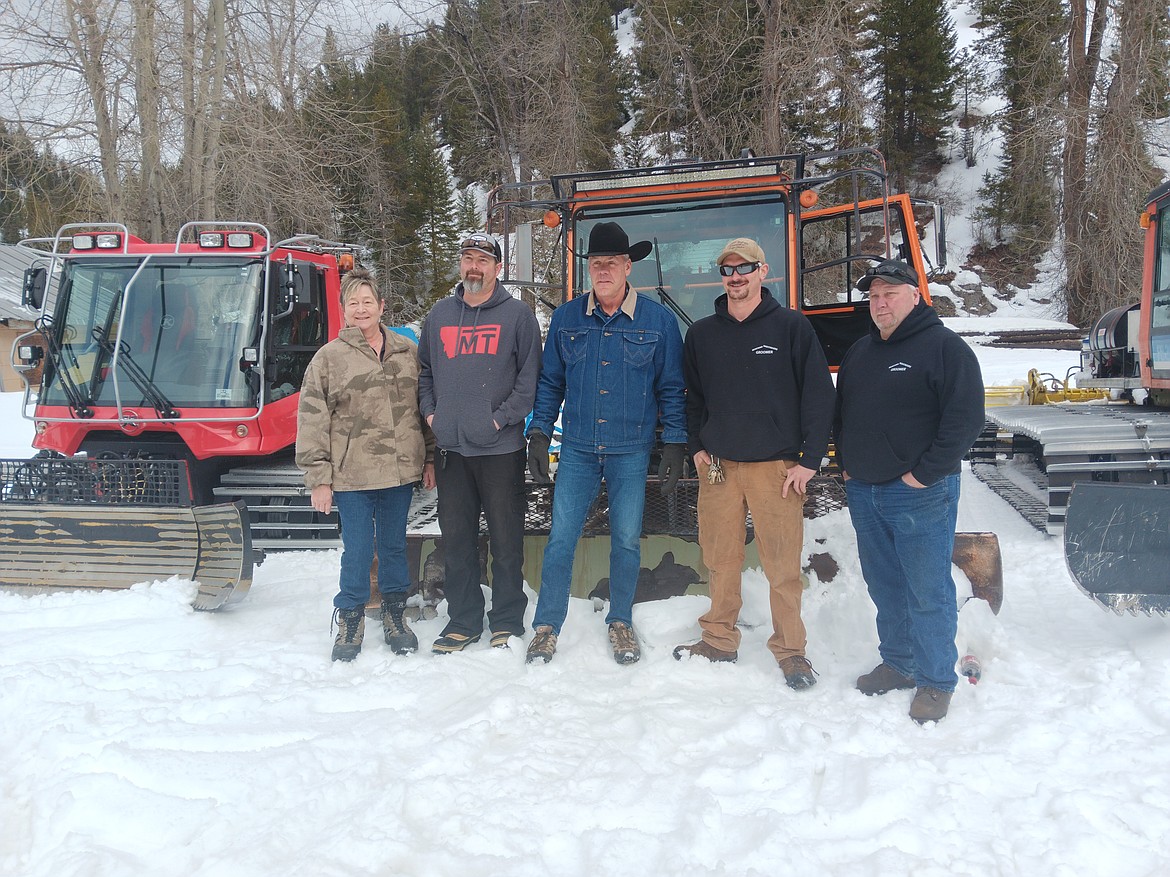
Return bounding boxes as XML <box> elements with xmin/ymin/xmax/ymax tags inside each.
<box><xmin>3</xmin><ymin>223</ymin><xmax>357</xmax><ymax>607</ymax></box>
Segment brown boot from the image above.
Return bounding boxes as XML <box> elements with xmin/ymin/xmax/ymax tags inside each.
<box><xmin>909</xmin><ymin>687</ymin><xmax>952</xmax><ymax>724</ymax></box>
<box><xmin>526</xmin><ymin>625</ymin><xmax>558</xmax><ymax>664</ymax></box>
<box><xmin>672</xmin><ymin>639</ymin><xmax>738</xmax><ymax>663</ymax></box>
<box><xmin>856</xmin><ymin>662</ymin><xmax>916</xmax><ymax>696</ymax></box>
<box><xmin>608</xmin><ymin>622</ymin><xmax>641</xmax><ymax>665</ymax></box>
<box><xmin>779</xmin><ymin>655</ymin><xmax>817</xmax><ymax>690</ymax></box>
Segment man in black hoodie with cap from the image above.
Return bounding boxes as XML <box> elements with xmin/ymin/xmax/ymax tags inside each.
<box><xmin>673</xmin><ymin>237</ymin><xmax>834</xmax><ymax>691</ymax></box>
<box><xmin>834</xmin><ymin>258</ymin><xmax>985</xmax><ymax>724</ymax></box>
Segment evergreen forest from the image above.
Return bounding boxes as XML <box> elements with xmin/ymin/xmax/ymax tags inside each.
<box><xmin>1</xmin><ymin>0</ymin><xmax>1167</xmax><ymax>326</ymax></box>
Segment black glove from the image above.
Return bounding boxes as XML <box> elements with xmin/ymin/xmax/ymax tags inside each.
<box><xmin>527</xmin><ymin>430</ymin><xmax>552</xmax><ymax>484</ymax></box>
<box><xmin>657</xmin><ymin>443</ymin><xmax>687</xmax><ymax>495</ymax></box>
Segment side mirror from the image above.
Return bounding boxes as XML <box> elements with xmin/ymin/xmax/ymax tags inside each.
<box><xmin>274</xmin><ymin>257</ymin><xmax>298</xmax><ymax>319</ymax></box>
<box><xmin>22</xmin><ymin>267</ymin><xmax>47</xmax><ymax>310</ymax></box>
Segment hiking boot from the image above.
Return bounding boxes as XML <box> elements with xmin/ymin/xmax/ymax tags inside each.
<box><xmin>909</xmin><ymin>687</ymin><xmax>952</xmax><ymax>724</ymax></box>
<box><xmin>331</xmin><ymin>607</ymin><xmax>365</xmax><ymax>662</ymax></box>
<box><xmin>608</xmin><ymin>622</ymin><xmax>641</xmax><ymax>665</ymax></box>
<box><xmin>381</xmin><ymin>597</ymin><xmax>418</xmax><ymax>655</ymax></box>
<box><xmin>856</xmin><ymin>662</ymin><xmax>916</xmax><ymax>696</ymax></box>
<box><xmin>672</xmin><ymin>639</ymin><xmax>738</xmax><ymax>663</ymax></box>
<box><xmin>490</xmin><ymin>631</ymin><xmax>514</xmax><ymax>649</ymax></box>
<box><xmin>432</xmin><ymin>631</ymin><xmax>481</xmax><ymax>654</ymax></box>
<box><xmin>779</xmin><ymin>654</ymin><xmax>817</xmax><ymax>690</ymax></box>
<box><xmin>526</xmin><ymin>625</ymin><xmax>558</xmax><ymax>664</ymax></box>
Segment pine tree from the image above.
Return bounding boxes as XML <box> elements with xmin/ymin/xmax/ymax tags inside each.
<box><xmin>437</xmin><ymin>0</ymin><xmax>624</xmax><ymax>185</ymax></box>
<box><xmin>455</xmin><ymin>188</ymin><xmax>480</xmax><ymax>235</ymax></box>
<box><xmin>972</xmin><ymin>0</ymin><xmax>1064</xmax><ymax>255</ymax></box>
<box><xmin>0</xmin><ymin>123</ymin><xmax>100</xmax><ymax>241</ymax></box>
<box><xmin>869</xmin><ymin>0</ymin><xmax>957</xmax><ymax>186</ymax></box>
<box><xmin>409</xmin><ymin>121</ymin><xmax>460</xmax><ymax>306</ymax></box>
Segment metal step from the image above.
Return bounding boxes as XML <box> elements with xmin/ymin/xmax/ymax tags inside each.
<box><xmin>252</xmin><ymin>537</ymin><xmax>342</xmax><ymax>551</ymax></box>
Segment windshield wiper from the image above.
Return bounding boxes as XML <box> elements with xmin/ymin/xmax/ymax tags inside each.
<box><xmin>652</xmin><ymin>237</ymin><xmax>692</xmax><ymax>328</ymax></box>
<box><xmin>91</xmin><ymin>326</ymin><xmax>180</xmax><ymax>420</ymax></box>
<box><xmin>35</xmin><ymin>314</ymin><xmax>95</xmax><ymax>418</ymax></box>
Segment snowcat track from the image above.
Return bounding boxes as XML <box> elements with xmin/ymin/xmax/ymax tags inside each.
<box><xmin>981</xmin><ymin>405</ymin><xmax>1170</xmax><ymax>535</ymax></box>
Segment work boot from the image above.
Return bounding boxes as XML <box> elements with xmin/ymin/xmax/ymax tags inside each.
<box><xmin>672</xmin><ymin>639</ymin><xmax>738</xmax><ymax>663</ymax></box>
<box><xmin>608</xmin><ymin>622</ymin><xmax>641</xmax><ymax>665</ymax></box>
<box><xmin>856</xmin><ymin>662</ymin><xmax>917</xmax><ymax>696</ymax></box>
<box><xmin>432</xmin><ymin>632</ymin><xmax>481</xmax><ymax>654</ymax></box>
<box><xmin>779</xmin><ymin>654</ymin><xmax>817</xmax><ymax>690</ymax></box>
<box><xmin>490</xmin><ymin>631</ymin><xmax>514</xmax><ymax>649</ymax></box>
<box><xmin>381</xmin><ymin>597</ymin><xmax>418</xmax><ymax>655</ymax></box>
<box><xmin>331</xmin><ymin>607</ymin><xmax>365</xmax><ymax>662</ymax></box>
<box><xmin>909</xmin><ymin>687</ymin><xmax>952</xmax><ymax>724</ymax></box>
<box><xmin>526</xmin><ymin>625</ymin><xmax>558</xmax><ymax>664</ymax></box>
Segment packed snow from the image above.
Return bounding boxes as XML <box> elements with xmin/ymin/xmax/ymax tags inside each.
<box><xmin>4</xmin><ymin>323</ymin><xmax>1170</xmax><ymax>877</ymax></box>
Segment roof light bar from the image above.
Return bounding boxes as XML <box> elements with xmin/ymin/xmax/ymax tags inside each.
<box><xmin>573</xmin><ymin>163</ymin><xmax>781</xmax><ymax>193</ymax></box>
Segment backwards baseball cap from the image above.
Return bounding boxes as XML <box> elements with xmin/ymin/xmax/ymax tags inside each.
<box><xmin>460</xmin><ymin>232</ymin><xmax>502</xmax><ymax>261</ymax></box>
<box><xmin>856</xmin><ymin>258</ymin><xmax>919</xmax><ymax>291</ymax></box>
<box><xmin>716</xmin><ymin>237</ymin><xmax>766</xmax><ymax>266</ymax></box>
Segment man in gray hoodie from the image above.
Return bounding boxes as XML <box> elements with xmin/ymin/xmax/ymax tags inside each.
<box><xmin>418</xmin><ymin>233</ymin><xmax>543</xmax><ymax>653</ymax></box>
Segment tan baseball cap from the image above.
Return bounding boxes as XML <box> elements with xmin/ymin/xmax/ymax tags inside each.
<box><xmin>716</xmin><ymin>238</ymin><xmax>766</xmax><ymax>265</ymax></box>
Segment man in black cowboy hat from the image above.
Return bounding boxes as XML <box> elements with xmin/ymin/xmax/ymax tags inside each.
<box><xmin>525</xmin><ymin>221</ymin><xmax>687</xmax><ymax>665</ymax></box>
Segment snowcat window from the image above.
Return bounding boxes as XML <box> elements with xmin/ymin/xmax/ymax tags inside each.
<box><xmin>799</xmin><ymin>203</ymin><xmax>915</xmax><ymax>309</ymax></box>
<box><xmin>267</xmin><ymin>262</ymin><xmax>327</xmax><ymax>401</ymax></box>
<box><xmin>1151</xmin><ymin>204</ymin><xmax>1170</xmax><ymax>379</ymax></box>
<box><xmin>40</xmin><ymin>258</ymin><xmax>264</xmax><ymax>410</ymax></box>
<box><xmin>573</xmin><ymin>195</ymin><xmax>787</xmax><ymax>335</ymax></box>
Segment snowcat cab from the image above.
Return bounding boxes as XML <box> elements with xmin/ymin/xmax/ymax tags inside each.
<box><xmin>1</xmin><ymin>222</ymin><xmax>356</xmax><ymax>606</ymax></box>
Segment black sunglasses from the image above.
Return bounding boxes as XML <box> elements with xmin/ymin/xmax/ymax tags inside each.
<box><xmin>718</xmin><ymin>262</ymin><xmax>760</xmax><ymax>277</ymax></box>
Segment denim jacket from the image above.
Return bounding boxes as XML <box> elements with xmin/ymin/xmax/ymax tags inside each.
<box><xmin>529</xmin><ymin>287</ymin><xmax>686</xmax><ymax>453</ymax></box>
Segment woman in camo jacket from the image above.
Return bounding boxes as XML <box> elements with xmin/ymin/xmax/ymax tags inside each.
<box><xmin>296</xmin><ymin>269</ymin><xmax>435</xmax><ymax>662</ymax></box>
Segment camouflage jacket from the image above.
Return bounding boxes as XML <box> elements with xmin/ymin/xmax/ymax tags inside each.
<box><xmin>296</xmin><ymin>326</ymin><xmax>433</xmax><ymax>491</ymax></box>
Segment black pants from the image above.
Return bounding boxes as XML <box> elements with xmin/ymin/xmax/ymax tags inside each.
<box><xmin>435</xmin><ymin>448</ymin><xmax>528</xmax><ymax>637</ymax></box>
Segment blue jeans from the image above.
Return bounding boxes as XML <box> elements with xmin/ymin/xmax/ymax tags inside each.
<box><xmin>845</xmin><ymin>475</ymin><xmax>961</xmax><ymax>692</ymax></box>
<box><xmin>533</xmin><ymin>446</ymin><xmax>650</xmax><ymax>633</ymax></box>
<box><xmin>333</xmin><ymin>484</ymin><xmax>415</xmax><ymax>610</ymax></box>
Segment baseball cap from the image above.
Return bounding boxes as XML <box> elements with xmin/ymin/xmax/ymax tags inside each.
<box><xmin>716</xmin><ymin>238</ymin><xmax>766</xmax><ymax>266</ymax></box>
<box><xmin>856</xmin><ymin>259</ymin><xmax>919</xmax><ymax>291</ymax></box>
<box><xmin>460</xmin><ymin>233</ymin><xmax>502</xmax><ymax>261</ymax></box>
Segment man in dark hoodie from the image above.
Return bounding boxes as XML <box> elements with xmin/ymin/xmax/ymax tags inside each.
<box><xmin>418</xmin><ymin>233</ymin><xmax>542</xmax><ymax>653</ymax></box>
<box><xmin>673</xmin><ymin>237</ymin><xmax>834</xmax><ymax>691</ymax></box>
<box><xmin>835</xmin><ymin>259</ymin><xmax>985</xmax><ymax>724</ymax></box>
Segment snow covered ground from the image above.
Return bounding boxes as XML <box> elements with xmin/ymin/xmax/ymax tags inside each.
<box><xmin>4</xmin><ymin>329</ymin><xmax>1170</xmax><ymax>877</ymax></box>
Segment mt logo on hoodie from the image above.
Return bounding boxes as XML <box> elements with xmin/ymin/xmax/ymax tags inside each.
<box><xmin>440</xmin><ymin>325</ymin><xmax>501</xmax><ymax>358</ymax></box>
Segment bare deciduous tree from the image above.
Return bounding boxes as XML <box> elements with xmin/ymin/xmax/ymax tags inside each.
<box><xmin>1</xmin><ymin>0</ymin><xmax>376</xmax><ymax>239</ymax></box>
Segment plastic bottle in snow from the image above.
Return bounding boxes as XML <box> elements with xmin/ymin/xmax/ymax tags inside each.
<box><xmin>960</xmin><ymin>654</ymin><xmax>982</xmax><ymax>684</ymax></box>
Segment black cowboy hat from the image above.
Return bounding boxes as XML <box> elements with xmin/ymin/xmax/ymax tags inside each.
<box><xmin>584</xmin><ymin>222</ymin><xmax>653</xmax><ymax>262</ymax></box>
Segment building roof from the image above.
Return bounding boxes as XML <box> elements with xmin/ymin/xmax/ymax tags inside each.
<box><xmin>0</xmin><ymin>244</ymin><xmax>51</xmax><ymax>323</ymax></box>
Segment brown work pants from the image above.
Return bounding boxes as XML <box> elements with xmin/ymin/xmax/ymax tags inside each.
<box><xmin>696</xmin><ymin>458</ymin><xmax>807</xmax><ymax>661</ymax></box>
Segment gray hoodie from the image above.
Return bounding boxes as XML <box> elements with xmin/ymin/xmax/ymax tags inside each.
<box><xmin>418</xmin><ymin>280</ymin><xmax>542</xmax><ymax>456</ymax></box>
